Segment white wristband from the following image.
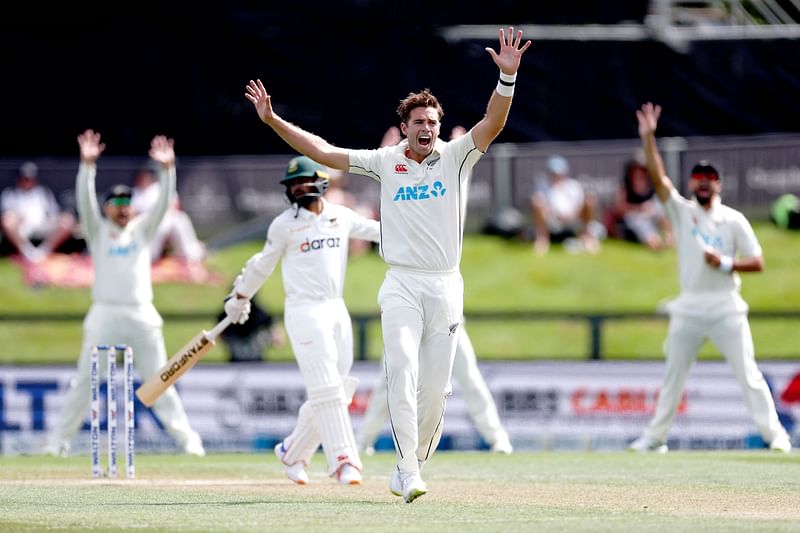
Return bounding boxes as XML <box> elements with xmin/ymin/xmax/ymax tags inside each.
<box><xmin>499</xmin><ymin>71</ymin><xmax>517</xmax><ymax>84</ymax></box>
<box><xmin>496</xmin><ymin>71</ymin><xmax>516</xmax><ymax>97</ymax></box>
<box><xmin>719</xmin><ymin>255</ymin><xmax>734</xmax><ymax>273</ymax></box>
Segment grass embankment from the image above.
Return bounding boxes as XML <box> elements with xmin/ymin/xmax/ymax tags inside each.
<box><xmin>1</xmin><ymin>222</ymin><xmax>799</xmax><ymax>364</ymax></box>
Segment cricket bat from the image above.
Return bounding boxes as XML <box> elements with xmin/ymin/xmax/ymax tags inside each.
<box><xmin>135</xmin><ymin>316</ymin><xmax>232</xmax><ymax>407</ymax></box>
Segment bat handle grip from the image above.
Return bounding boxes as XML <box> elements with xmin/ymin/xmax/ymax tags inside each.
<box><xmin>205</xmin><ymin>316</ymin><xmax>233</xmax><ymax>342</ymax></box>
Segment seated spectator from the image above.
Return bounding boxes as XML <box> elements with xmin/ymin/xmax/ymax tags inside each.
<box><xmin>131</xmin><ymin>164</ymin><xmax>206</xmax><ymax>263</ymax></box>
<box><xmin>529</xmin><ymin>155</ymin><xmax>602</xmax><ymax>255</ymax></box>
<box><xmin>216</xmin><ymin>295</ymin><xmax>285</xmax><ymax>362</ymax></box>
<box><xmin>0</xmin><ymin>161</ymin><xmax>78</xmax><ymax>263</ymax></box>
<box><xmin>606</xmin><ymin>151</ymin><xmax>674</xmax><ymax>251</ymax></box>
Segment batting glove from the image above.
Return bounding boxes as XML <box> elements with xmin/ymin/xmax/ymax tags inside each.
<box><xmin>224</xmin><ymin>295</ymin><xmax>251</xmax><ymax>324</ymax></box>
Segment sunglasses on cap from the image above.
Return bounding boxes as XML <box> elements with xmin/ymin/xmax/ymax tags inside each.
<box><xmin>690</xmin><ymin>161</ymin><xmax>719</xmax><ymax>181</ymax></box>
<box><xmin>690</xmin><ymin>172</ymin><xmax>719</xmax><ymax>182</ymax></box>
<box><xmin>107</xmin><ymin>197</ymin><xmax>131</xmax><ymax>207</ymax></box>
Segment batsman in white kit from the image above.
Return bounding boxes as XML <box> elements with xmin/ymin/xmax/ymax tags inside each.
<box><xmin>223</xmin><ymin>156</ymin><xmax>380</xmax><ymax>485</ymax></box>
<box><xmin>44</xmin><ymin>130</ymin><xmax>205</xmax><ymax>457</ymax></box>
<box><xmin>244</xmin><ymin>27</ymin><xmax>530</xmax><ymax>501</ymax></box>
<box><xmin>629</xmin><ymin>103</ymin><xmax>792</xmax><ymax>453</ymax></box>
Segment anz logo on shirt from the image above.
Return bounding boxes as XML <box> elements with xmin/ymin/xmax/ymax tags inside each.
<box><xmin>691</xmin><ymin>227</ymin><xmax>723</xmax><ymax>249</ymax></box>
<box><xmin>108</xmin><ymin>242</ymin><xmax>138</xmax><ymax>256</ymax></box>
<box><xmin>392</xmin><ymin>180</ymin><xmax>447</xmax><ymax>202</ymax></box>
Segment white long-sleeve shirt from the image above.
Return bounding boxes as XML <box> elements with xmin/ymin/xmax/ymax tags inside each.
<box><xmin>348</xmin><ymin>132</ymin><xmax>483</xmax><ymax>272</ymax></box>
<box><xmin>76</xmin><ymin>162</ymin><xmax>174</xmax><ymax>305</ymax></box>
<box><xmin>0</xmin><ymin>184</ymin><xmax>61</xmax><ymax>238</ymax></box>
<box><xmin>236</xmin><ymin>200</ymin><xmax>380</xmax><ymax>304</ymax></box>
<box><xmin>663</xmin><ymin>188</ymin><xmax>762</xmax><ymax>316</ymax></box>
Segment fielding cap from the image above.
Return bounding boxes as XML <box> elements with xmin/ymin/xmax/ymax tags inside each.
<box><xmin>281</xmin><ymin>156</ymin><xmax>329</xmax><ymax>183</ymax></box>
<box><xmin>546</xmin><ymin>155</ymin><xmax>569</xmax><ymax>175</ymax></box>
<box><xmin>103</xmin><ymin>184</ymin><xmax>133</xmax><ymax>204</ymax></box>
<box><xmin>690</xmin><ymin>160</ymin><xmax>719</xmax><ymax>178</ymax></box>
<box><xmin>19</xmin><ymin>161</ymin><xmax>38</xmax><ymax>179</ymax></box>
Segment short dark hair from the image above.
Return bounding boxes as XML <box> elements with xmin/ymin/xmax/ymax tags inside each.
<box><xmin>396</xmin><ymin>89</ymin><xmax>444</xmax><ymax>125</ymax></box>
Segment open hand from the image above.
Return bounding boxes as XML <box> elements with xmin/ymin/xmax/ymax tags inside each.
<box><xmin>245</xmin><ymin>79</ymin><xmax>275</xmax><ymax>124</ymax></box>
<box><xmin>485</xmin><ymin>27</ymin><xmax>532</xmax><ymax>75</ymax></box>
<box><xmin>77</xmin><ymin>129</ymin><xmax>106</xmax><ymax>163</ymax></box>
<box><xmin>636</xmin><ymin>102</ymin><xmax>661</xmax><ymax>138</ymax></box>
<box><xmin>148</xmin><ymin>135</ymin><xmax>176</xmax><ymax>168</ymax></box>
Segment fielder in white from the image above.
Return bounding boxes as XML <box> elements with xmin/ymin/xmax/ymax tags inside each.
<box><xmin>243</xmin><ymin>27</ymin><xmax>530</xmax><ymax>502</ymax></box>
<box><xmin>629</xmin><ymin>103</ymin><xmax>792</xmax><ymax>453</ymax></box>
<box><xmin>130</xmin><ymin>166</ymin><xmax>206</xmax><ymax>263</ymax></box>
<box><xmin>224</xmin><ymin>156</ymin><xmax>380</xmax><ymax>485</ymax></box>
<box><xmin>44</xmin><ymin>130</ymin><xmax>205</xmax><ymax>457</ymax></box>
<box><xmin>356</xmin><ymin>324</ymin><xmax>513</xmax><ymax>455</ymax></box>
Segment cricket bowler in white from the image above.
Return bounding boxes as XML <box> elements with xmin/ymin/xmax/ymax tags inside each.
<box><xmin>44</xmin><ymin>130</ymin><xmax>205</xmax><ymax>456</ymax></box>
<box><xmin>629</xmin><ymin>103</ymin><xmax>792</xmax><ymax>454</ymax></box>
<box><xmin>224</xmin><ymin>156</ymin><xmax>380</xmax><ymax>485</ymax></box>
<box><xmin>243</xmin><ymin>27</ymin><xmax>531</xmax><ymax>501</ymax></box>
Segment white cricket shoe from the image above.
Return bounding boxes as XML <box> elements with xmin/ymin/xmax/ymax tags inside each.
<box><xmin>361</xmin><ymin>445</ymin><xmax>376</xmax><ymax>457</ymax></box>
<box><xmin>336</xmin><ymin>463</ymin><xmax>362</xmax><ymax>485</ymax></box>
<box><xmin>401</xmin><ymin>472</ymin><xmax>428</xmax><ymax>503</ymax></box>
<box><xmin>628</xmin><ymin>436</ymin><xmax>668</xmax><ymax>454</ymax></box>
<box><xmin>389</xmin><ymin>469</ymin><xmax>402</xmax><ymax>497</ymax></box>
<box><xmin>42</xmin><ymin>441</ymin><xmax>70</xmax><ymax>457</ymax></box>
<box><xmin>490</xmin><ymin>437</ymin><xmax>513</xmax><ymax>454</ymax></box>
<box><xmin>181</xmin><ymin>433</ymin><xmax>206</xmax><ymax>457</ymax></box>
<box><xmin>770</xmin><ymin>434</ymin><xmax>792</xmax><ymax>453</ymax></box>
<box><xmin>274</xmin><ymin>442</ymin><xmax>309</xmax><ymax>485</ymax></box>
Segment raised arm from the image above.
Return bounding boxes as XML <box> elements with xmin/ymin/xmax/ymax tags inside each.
<box><xmin>245</xmin><ymin>79</ymin><xmax>350</xmax><ymax>171</ymax></box>
<box><xmin>75</xmin><ymin>129</ymin><xmax>106</xmax><ymax>240</ymax></box>
<box><xmin>471</xmin><ymin>27</ymin><xmax>532</xmax><ymax>153</ymax></box>
<box><xmin>636</xmin><ymin>103</ymin><xmax>674</xmax><ymax>203</ymax></box>
<box><xmin>140</xmin><ymin>135</ymin><xmax>177</xmax><ymax>240</ymax></box>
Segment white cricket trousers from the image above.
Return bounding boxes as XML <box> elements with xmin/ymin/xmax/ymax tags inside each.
<box><xmin>280</xmin><ymin>298</ymin><xmax>361</xmax><ymax>474</ymax></box>
<box><xmin>150</xmin><ymin>209</ymin><xmax>205</xmax><ymax>261</ymax></box>
<box><xmin>357</xmin><ymin>326</ymin><xmax>508</xmax><ymax>450</ymax></box>
<box><xmin>450</xmin><ymin>325</ymin><xmax>509</xmax><ymax>447</ymax></box>
<box><xmin>379</xmin><ymin>268</ymin><xmax>463</xmax><ymax>475</ymax></box>
<box><xmin>644</xmin><ymin>312</ymin><xmax>789</xmax><ymax>444</ymax></box>
<box><xmin>47</xmin><ymin>302</ymin><xmax>201</xmax><ymax>451</ymax></box>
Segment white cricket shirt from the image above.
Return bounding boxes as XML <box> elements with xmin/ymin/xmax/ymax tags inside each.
<box><xmin>237</xmin><ymin>200</ymin><xmax>380</xmax><ymax>304</ymax></box>
<box><xmin>547</xmin><ymin>177</ymin><xmax>583</xmax><ymax>214</ymax></box>
<box><xmin>348</xmin><ymin>132</ymin><xmax>483</xmax><ymax>272</ymax></box>
<box><xmin>0</xmin><ymin>184</ymin><xmax>61</xmax><ymax>237</ymax></box>
<box><xmin>76</xmin><ymin>162</ymin><xmax>173</xmax><ymax>305</ymax></box>
<box><xmin>662</xmin><ymin>188</ymin><xmax>762</xmax><ymax>316</ymax></box>
<box><xmin>131</xmin><ymin>181</ymin><xmax>161</xmax><ymax>213</ymax></box>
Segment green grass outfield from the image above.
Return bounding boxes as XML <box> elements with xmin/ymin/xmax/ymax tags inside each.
<box><xmin>2</xmin><ymin>222</ymin><xmax>799</xmax><ymax>363</ymax></box>
<box><xmin>1</xmin><ymin>451</ymin><xmax>799</xmax><ymax>532</ymax></box>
